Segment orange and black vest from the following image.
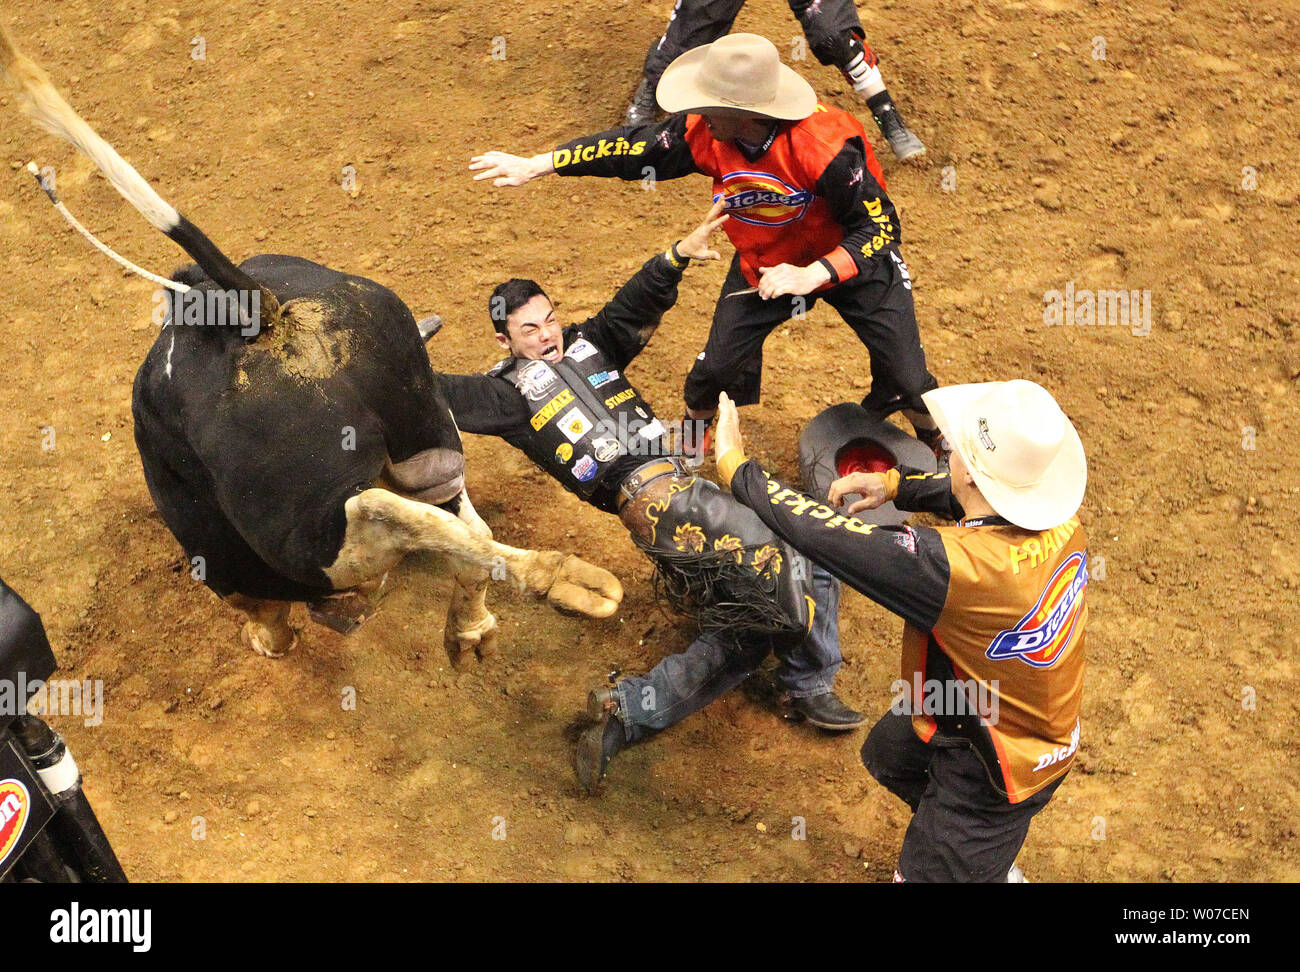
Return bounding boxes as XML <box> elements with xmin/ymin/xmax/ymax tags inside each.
<box><xmin>901</xmin><ymin>517</ymin><xmax>1088</xmax><ymax>802</ymax></box>
<box><xmin>682</xmin><ymin>106</ymin><xmax>882</xmax><ymax>286</ymax></box>
<box><xmin>724</xmin><ymin>459</ymin><xmax>1089</xmax><ymax>805</ymax></box>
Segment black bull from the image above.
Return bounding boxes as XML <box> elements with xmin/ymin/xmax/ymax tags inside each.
<box><xmin>133</xmin><ymin>255</ymin><xmax>463</xmax><ymax>603</ymax></box>
<box><xmin>2</xmin><ymin>22</ymin><xmax>620</xmax><ymax>661</ymax></box>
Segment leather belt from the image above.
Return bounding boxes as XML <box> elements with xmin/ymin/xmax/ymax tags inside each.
<box><xmin>616</xmin><ymin>456</ymin><xmax>691</xmax><ymax>511</ymax></box>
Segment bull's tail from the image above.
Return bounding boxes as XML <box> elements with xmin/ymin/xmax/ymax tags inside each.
<box><xmin>0</xmin><ymin>23</ymin><xmax>280</xmax><ymax>332</ymax></box>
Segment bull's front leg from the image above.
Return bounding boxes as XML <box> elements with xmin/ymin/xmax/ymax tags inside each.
<box><xmin>444</xmin><ymin>490</ymin><xmax>500</xmax><ymax>669</ymax></box>
<box><xmin>324</xmin><ymin>488</ymin><xmax>623</xmax><ymax>619</ymax></box>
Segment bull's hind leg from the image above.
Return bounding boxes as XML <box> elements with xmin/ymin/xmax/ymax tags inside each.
<box><xmin>324</xmin><ymin>488</ymin><xmax>622</xmax><ymax>619</ymax></box>
<box><xmin>225</xmin><ymin>594</ymin><xmax>297</xmax><ymax>657</ymax></box>
<box><xmin>443</xmin><ymin>491</ymin><xmax>500</xmax><ymax>669</ymax></box>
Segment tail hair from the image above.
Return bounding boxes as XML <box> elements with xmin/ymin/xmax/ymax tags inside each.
<box><xmin>1</xmin><ymin>24</ymin><xmax>179</xmax><ymax>233</ymax></box>
<box><xmin>1</xmin><ymin>22</ymin><xmax>280</xmax><ymax>332</ymax></box>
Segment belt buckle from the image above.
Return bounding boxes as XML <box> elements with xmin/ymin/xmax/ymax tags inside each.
<box><xmin>619</xmin><ymin>458</ymin><xmax>682</xmax><ymax>511</ymax></box>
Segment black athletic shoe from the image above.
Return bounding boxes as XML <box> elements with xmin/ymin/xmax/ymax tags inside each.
<box><xmin>790</xmin><ymin>691</ymin><xmax>868</xmax><ymax>731</ymax></box>
<box><xmin>574</xmin><ymin>687</ymin><xmax>625</xmax><ymax>795</ymax></box>
<box><xmin>866</xmin><ymin>92</ymin><xmax>926</xmax><ymax>162</ymax></box>
<box><xmin>624</xmin><ymin>78</ymin><xmax>658</xmax><ymax>126</ymax></box>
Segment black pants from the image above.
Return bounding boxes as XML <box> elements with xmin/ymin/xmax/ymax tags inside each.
<box><xmin>641</xmin><ymin>0</ymin><xmax>864</xmax><ymax>84</ymax></box>
<box><xmin>861</xmin><ymin>709</ymin><xmax>1066</xmax><ymax>882</ymax></box>
<box><xmin>682</xmin><ymin>250</ymin><xmax>938</xmax><ymax>416</ymax></box>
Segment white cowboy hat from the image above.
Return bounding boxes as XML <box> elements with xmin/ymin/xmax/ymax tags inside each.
<box><xmin>921</xmin><ymin>380</ymin><xmax>1087</xmax><ymax>531</ymax></box>
<box><xmin>656</xmin><ymin>33</ymin><xmax>818</xmax><ymax>121</ymax></box>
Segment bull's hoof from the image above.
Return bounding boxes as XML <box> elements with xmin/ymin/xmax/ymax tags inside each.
<box><xmin>307</xmin><ymin>591</ymin><xmax>376</xmax><ymax>635</ymax></box>
<box><xmin>444</xmin><ymin>612</ymin><xmax>500</xmax><ymax>670</ymax></box>
<box><xmin>241</xmin><ymin>621</ymin><xmax>298</xmax><ymax>658</ymax></box>
<box><xmin>544</xmin><ymin>555</ymin><xmax>623</xmax><ymax>619</ymax></box>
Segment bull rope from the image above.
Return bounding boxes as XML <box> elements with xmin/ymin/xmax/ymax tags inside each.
<box><xmin>24</xmin><ymin>161</ymin><xmax>189</xmax><ymax>293</ymax></box>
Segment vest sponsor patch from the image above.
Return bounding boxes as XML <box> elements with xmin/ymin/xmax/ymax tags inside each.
<box><xmin>716</xmin><ymin>171</ymin><xmax>813</xmax><ymax>227</ymax></box>
<box><xmin>530</xmin><ymin>388</ymin><xmax>576</xmax><ymax>430</ymax></box>
<box><xmin>516</xmin><ymin>360</ymin><xmax>559</xmax><ymax>401</ymax></box>
<box><xmin>605</xmin><ymin>388</ymin><xmax>635</xmax><ymax>409</ymax></box>
<box><xmin>559</xmin><ymin>407</ymin><xmax>592</xmax><ymax>443</ymax></box>
<box><xmin>592</xmin><ymin>437</ymin><xmax>619</xmax><ymax>462</ymax></box>
<box><xmin>638</xmin><ymin>418</ymin><xmax>665</xmax><ymax>440</ymax></box>
<box><xmin>588</xmin><ymin>369</ymin><xmax>619</xmax><ymax>388</ymax></box>
<box><xmin>555</xmin><ymin>442</ymin><xmax>573</xmax><ymax>462</ymax></box>
<box><xmin>986</xmin><ymin>551</ymin><xmax>1087</xmax><ymax>668</ymax></box>
<box><xmin>0</xmin><ymin>778</ymin><xmax>31</xmax><ymax>867</ymax></box>
<box><xmin>572</xmin><ymin>455</ymin><xmax>598</xmax><ymax>481</ymax></box>
<box><xmin>566</xmin><ymin>339</ymin><xmax>598</xmax><ymax>361</ymax></box>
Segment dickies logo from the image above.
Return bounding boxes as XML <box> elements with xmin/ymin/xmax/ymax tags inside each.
<box><xmin>716</xmin><ymin>171</ymin><xmax>812</xmax><ymax>227</ymax></box>
<box><xmin>0</xmin><ymin>779</ymin><xmax>31</xmax><ymax>865</ymax></box>
<box><xmin>986</xmin><ymin>552</ymin><xmax>1087</xmax><ymax>668</ymax></box>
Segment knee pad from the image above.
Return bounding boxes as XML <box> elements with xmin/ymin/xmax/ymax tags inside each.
<box><xmin>790</xmin><ymin>0</ymin><xmax>870</xmax><ymax>69</ymax></box>
<box><xmin>810</xmin><ymin>29</ymin><xmax>860</xmax><ymax>68</ymax></box>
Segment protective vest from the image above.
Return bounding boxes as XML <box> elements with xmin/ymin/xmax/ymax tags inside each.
<box><xmin>902</xmin><ymin>517</ymin><xmax>1089</xmax><ymax>803</ymax></box>
<box><xmin>683</xmin><ymin>105</ymin><xmax>882</xmax><ymax>286</ymax></box>
<box><xmin>490</xmin><ymin>335</ymin><xmax>668</xmax><ymax>499</ymax></box>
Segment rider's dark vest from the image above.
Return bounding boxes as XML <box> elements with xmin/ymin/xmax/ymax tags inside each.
<box><xmin>490</xmin><ymin>334</ymin><xmax>667</xmax><ymax>500</ymax></box>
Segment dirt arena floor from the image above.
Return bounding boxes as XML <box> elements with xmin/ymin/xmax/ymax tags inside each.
<box><xmin>1</xmin><ymin>0</ymin><xmax>1297</xmax><ymax>882</ymax></box>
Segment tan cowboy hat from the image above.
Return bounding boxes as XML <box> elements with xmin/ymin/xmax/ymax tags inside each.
<box><xmin>921</xmin><ymin>380</ymin><xmax>1087</xmax><ymax>531</ymax></box>
<box><xmin>656</xmin><ymin>33</ymin><xmax>817</xmax><ymax>120</ymax></box>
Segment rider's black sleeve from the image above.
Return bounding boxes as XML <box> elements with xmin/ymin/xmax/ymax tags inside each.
<box><xmin>570</xmin><ymin>251</ymin><xmax>687</xmax><ymax>371</ymax></box>
<box><xmin>439</xmin><ymin>373</ymin><xmax>532</xmax><ymax>438</ymax></box>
